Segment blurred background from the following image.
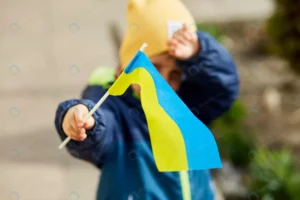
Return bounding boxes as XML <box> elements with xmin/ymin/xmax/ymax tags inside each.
<box><xmin>1</xmin><ymin>0</ymin><xmax>300</xmax><ymax>199</ymax></box>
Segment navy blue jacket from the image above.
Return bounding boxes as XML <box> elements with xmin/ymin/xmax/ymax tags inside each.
<box><xmin>55</xmin><ymin>31</ymin><xmax>239</xmax><ymax>200</ymax></box>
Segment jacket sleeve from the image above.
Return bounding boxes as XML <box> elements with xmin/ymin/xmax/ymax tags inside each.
<box><xmin>54</xmin><ymin>86</ymin><xmax>116</xmax><ymax>168</ymax></box>
<box><xmin>176</xmin><ymin>31</ymin><xmax>239</xmax><ymax>125</ymax></box>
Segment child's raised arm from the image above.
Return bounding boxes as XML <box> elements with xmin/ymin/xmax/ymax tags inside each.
<box><xmin>176</xmin><ymin>31</ymin><xmax>239</xmax><ymax>125</ymax></box>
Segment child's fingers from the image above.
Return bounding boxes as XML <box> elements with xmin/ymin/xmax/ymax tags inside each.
<box><xmin>83</xmin><ymin>117</ymin><xmax>95</xmax><ymax>130</ymax></box>
<box><xmin>172</xmin><ymin>29</ymin><xmax>188</xmax><ymax>44</ymax></box>
<box><xmin>69</xmin><ymin>117</ymin><xmax>79</xmax><ymax>132</ymax></box>
<box><xmin>182</xmin><ymin>23</ymin><xmax>189</xmax><ymax>32</ymax></box>
<box><xmin>71</xmin><ymin>132</ymin><xmax>87</xmax><ymax>141</ymax></box>
<box><xmin>74</xmin><ymin>128</ymin><xmax>87</xmax><ymax>141</ymax></box>
<box><xmin>169</xmin><ymin>43</ymin><xmax>184</xmax><ymax>58</ymax></box>
<box><xmin>168</xmin><ymin>39</ymin><xmax>186</xmax><ymax>58</ymax></box>
<box><xmin>69</xmin><ymin>126</ymin><xmax>87</xmax><ymax>141</ymax></box>
<box><xmin>169</xmin><ymin>42</ymin><xmax>183</xmax><ymax>53</ymax></box>
<box><xmin>175</xmin><ymin>43</ymin><xmax>184</xmax><ymax>51</ymax></box>
<box><xmin>169</xmin><ymin>39</ymin><xmax>183</xmax><ymax>48</ymax></box>
<box><xmin>169</xmin><ymin>38</ymin><xmax>185</xmax><ymax>48</ymax></box>
<box><xmin>73</xmin><ymin>109</ymin><xmax>84</xmax><ymax>127</ymax></box>
<box><xmin>172</xmin><ymin>31</ymin><xmax>187</xmax><ymax>45</ymax></box>
<box><xmin>168</xmin><ymin>39</ymin><xmax>179</xmax><ymax>49</ymax></box>
<box><xmin>182</xmin><ymin>24</ymin><xmax>196</xmax><ymax>41</ymax></box>
<box><xmin>168</xmin><ymin>39</ymin><xmax>177</xmax><ymax>49</ymax></box>
<box><xmin>183</xmin><ymin>31</ymin><xmax>192</xmax><ymax>41</ymax></box>
<box><xmin>174</xmin><ymin>47</ymin><xmax>184</xmax><ymax>57</ymax></box>
<box><xmin>168</xmin><ymin>40</ymin><xmax>176</xmax><ymax>48</ymax></box>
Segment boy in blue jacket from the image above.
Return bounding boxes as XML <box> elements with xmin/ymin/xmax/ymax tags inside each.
<box><xmin>55</xmin><ymin>0</ymin><xmax>239</xmax><ymax>199</ymax></box>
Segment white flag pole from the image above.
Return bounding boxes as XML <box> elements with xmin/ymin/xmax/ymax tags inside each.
<box><xmin>140</xmin><ymin>43</ymin><xmax>148</xmax><ymax>52</ymax></box>
<box><xmin>58</xmin><ymin>43</ymin><xmax>148</xmax><ymax>150</ymax></box>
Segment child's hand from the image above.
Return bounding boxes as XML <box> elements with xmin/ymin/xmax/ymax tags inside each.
<box><xmin>168</xmin><ymin>23</ymin><xmax>200</xmax><ymax>60</ymax></box>
<box><xmin>62</xmin><ymin>104</ymin><xmax>95</xmax><ymax>141</ymax></box>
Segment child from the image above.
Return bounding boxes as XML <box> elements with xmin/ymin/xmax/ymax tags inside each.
<box><xmin>55</xmin><ymin>0</ymin><xmax>239</xmax><ymax>199</ymax></box>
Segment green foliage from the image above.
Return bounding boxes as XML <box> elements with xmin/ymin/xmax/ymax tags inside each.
<box><xmin>195</xmin><ymin>20</ymin><xmax>300</xmax><ymax>200</ymax></box>
<box><xmin>212</xmin><ymin>100</ymin><xmax>248</xmax><ymax>130</ymax></box>
<box><xmin>211</xmin><ymin>101</ymin><xmax>300</xmax><ymax>200</ymax></box>
<box><xmin>250</xmin><ymin>148</ymin><xmax>300</xmax><ymax>200</ymax></box>
<box><xmin>196</xmin><ymin>23</ymin><xmax>255</xmax><ymax>168</ymax></box>
<box><xmin>286</xmin><ymin>172</ymin><xmax>300</xmax><ymax>200</ymax></box>
<box><xmin>266</xmin><ymin>0</ymin><xmax>300</xmax><ymax>74</ymax></box>
<box><xmin>197</xmin><ymin>23</ymin><xmax>225</xmax><ymax>42</ymax></box>
<box><xmin>217</xmin><ymin>129</ymin><xmax>255</xmax><ymax>168</ymax></box>
<box><xmin>212</xmin><ymin>101</ymin><xmax>255</xmax><ymax>168</ymax></box>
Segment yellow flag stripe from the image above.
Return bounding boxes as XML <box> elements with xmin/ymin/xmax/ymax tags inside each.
<box><xmin>108</xmin><ymin>68</ymin><xmax>189</xmax><ymax>171</ymax></box>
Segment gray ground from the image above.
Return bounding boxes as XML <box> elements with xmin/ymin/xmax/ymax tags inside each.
<box><xmin>0</xmin><ymin>0</ymin><xmax>273</xmax><ymax>199</ymax></box>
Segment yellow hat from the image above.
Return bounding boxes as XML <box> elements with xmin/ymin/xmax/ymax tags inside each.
<box><xmin>119</xmin><ymin>0</ymin><xmax>196</xmax><ymax>68</ymax></box>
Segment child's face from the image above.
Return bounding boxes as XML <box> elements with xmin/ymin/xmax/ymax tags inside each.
<box><xmin>151</xmin><ymin>52</ymin><xmax>183</xmax><ymax>90</ymax></box>
<box><xmin>131</xmin><ymin>52</ymin><xmax>183</xmax><ymax>95</ymax></box>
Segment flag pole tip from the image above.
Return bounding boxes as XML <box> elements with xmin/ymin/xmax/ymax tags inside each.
<box><xmin>140</xmin><ymin>43</ymin><xmax>148</xmax><ymax>52</ymax></box>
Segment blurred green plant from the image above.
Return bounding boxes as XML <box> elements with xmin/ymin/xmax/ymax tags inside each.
<box><xmin>266</xmin><ymin>0</ymin><xmax>300</xmax><ymax>74</ymax></box>
<box><xmin>250</xmin><ymin>148</ymin><xmax>300</xmax><ymax>200</ymax></box>
<box><xmin>212</xmin><ymin>101</ymin><xmax>256</xmax><ymax>168</ymax></box>
<box><xmin>196</xmin><ymin>24</ymin><xmax>257</xmax><ymax>169</ymax></box>
<box><xmin>212</xmin><ymin>100</ymin><xmax>248</xmax><ymax>129</ymax></box>
<box><xmin>197</xmin><ymin>23</ymin><xmax>226</xmax><ymax>43</ymax></box>
<box><xmin>212</xmin><ymin>100</ymin><xmax>300</xmax><ymax>200</ymax></box>
<box><xmin>198</xmin><ymin>20</ymin><xmax>300</xmax><ymax>200</ymax></box>
<box><xmin>197</xmin><ymin>25</ymin><xmax>253</xmax><ymax>168</ymax></box>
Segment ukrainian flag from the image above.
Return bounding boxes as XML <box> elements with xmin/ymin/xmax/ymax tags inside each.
<box><xmin>108</xmin><ymin>49</ymin><xmax>222</xmax><ymax>172</ymax></box>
